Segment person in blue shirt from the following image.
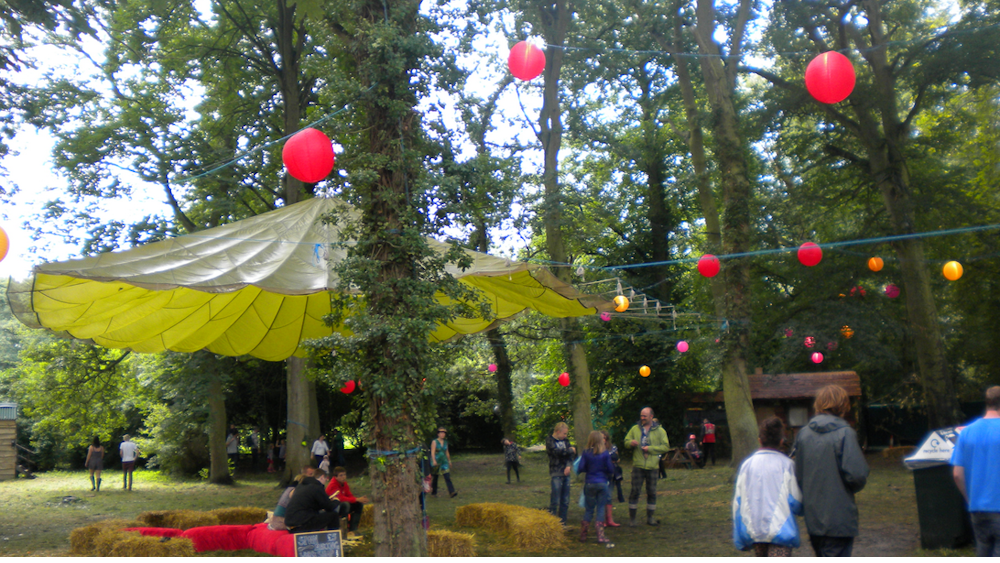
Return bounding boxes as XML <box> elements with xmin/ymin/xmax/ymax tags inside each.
<box><xmin>576</xmin><ymin>430</ymin><xmax>615</xmax><ymax>544</ymax></box>
<box><xmin>951</xmin><ymin>385</ymin><xmax>1000</xmax><ymax>557</ymax></box>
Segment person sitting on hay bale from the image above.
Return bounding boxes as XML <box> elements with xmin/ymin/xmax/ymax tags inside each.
<box><xmin>285</xmin><ymin>468</ymin><xmax>349</xmax><ymax>534</ymax></box>
<box><xmin>325</xmin><ymin>467</ymin><xmax>369</xmax><ymax>538</ymax></box>
<box><xmin>268</xmin><ymin>464</ymin><xmax>314</xmax><ymax>531</ymax></box>
<box><xmin>685</xmin><ymin>435</ymin><xmax>705</xmax><ymax>468</ymax></box>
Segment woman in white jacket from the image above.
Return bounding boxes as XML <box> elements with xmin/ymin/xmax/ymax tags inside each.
<box><xmin>733</xmin><ymin>417</ymin><xmax>804</xmax><ymax>557</ymax></box>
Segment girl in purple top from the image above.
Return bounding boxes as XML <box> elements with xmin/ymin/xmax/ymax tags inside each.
<box><xmin>576</xmin><ymin>430</ymin><xmax>615</xmax><ymax>544</ymax></box>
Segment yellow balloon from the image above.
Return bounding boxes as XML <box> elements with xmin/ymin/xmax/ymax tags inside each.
<box><xmin>867</xmin><ymin>256</ymin><xmax>883</xmax><ymax>272</ymax></box>
<box><xmin>613</xmin><ymin>295</ymin><xmax>629</xmax><ymax>312</ymax></box>
<box><xmin>639</xmin><ymin>365</ymin><xmax>651</xmax><ymax>377</ymax></box>
<box><xmin>0</xmin><ymin>226</ymin><xmax>8</xmax><ymax>263</ymax></box>
<box><xmin>943</xmin><ymin>261</ymin><xmax>963</xmax><ymax>281</ymax></box>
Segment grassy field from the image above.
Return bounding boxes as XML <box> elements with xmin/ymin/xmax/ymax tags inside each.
<box><xmin>0</xmin><ymin>451</ymin><xmax>976</xmax><ymax>557</ymax></box>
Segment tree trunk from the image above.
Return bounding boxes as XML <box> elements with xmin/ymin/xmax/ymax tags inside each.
<box><xmin>283</xmin><ymin>356</ymin><xmax>314</xmax><ymax>482</ymax></box>
<box><xmin>486</xmin><ymin>328</ymin><xmax>517</xmax><ymax>440</ymax></box>
<box><xmin>207</xmin><ymin>368</ymin><xmax>233</xmax><ymax>484</ymax></box>
<box><xmin>692</xmin><ymin>0</ymin><xmax>759</xmax><ymax>466</ymax></box>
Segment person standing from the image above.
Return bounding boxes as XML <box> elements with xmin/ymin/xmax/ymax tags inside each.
<box><xmin>546</xmin><ymin>421</ymin><xmax>576</xmax><ymax>525</ymax></box>
<box><xmin>226</xmin><ymin>426</ymin><xmax>240</xmax><ymax>470</ymax></box>
<box><xmin>624</xmin><ymin>407</ymin><xmax>670</xmax><ymax>526</ymax></box>
<box><xmin>733</xmin><ymin>417</ymin><xmax>804</xmax><ymax>556</ymax></box>
<box><xmin>951</xmin><ymin>385</ymin><xmax>1000</xmax><ymax>557</ymax></box>
<box><xmin>600</xmin><ymin>429</ymin><xmax>623</xmax><ymax>527</ymax></box>
<box><xmin>311</xmin><ymin>434</ymin><xmax>330</xmax><ymax>467</ymax></box>
<box><xmin>250</xmin><ymin>426</ymin><xmax>260</xmax><ymax>471</ymax></box>
<box><xmin>792</xmin><ymin>385</ymin><xmax>869</xmax><ymax>557</ymax></box>
<box><xmin>576</xmin><ymin>430</ymin><xmax>615</xmax><ymax>544</ymax></box>
<box><xmin>430</xmin><ymin>428</ymin><xmax>457</xmax><ymax>497</ymax></box>
<box><xmin>701</xmin><ymin>418</ymin><xmax>717</xmax><ymax>466</ymax></box>
<box><xmin>119</xmin><ymin>434</ymin><xmax>139</xmax><ymax>491</ymax></box>
<box><xmin>85</xmin><ymin>436</ymin><xmax>104</xmax><ymax>492</ymax></box>
<box><xmin>278</xmin><ymin>438</ymin><xmax>286</xmax><ymax>471</ymax></box>
<box><xmin>331</xmin><ymin>429</ymin><xmax>346</xmax><ymax>467</ymax></box>
<box><xmin>502</xmin><ymin>437</ymin><xmax>521</xmax><ymax>484</ymax></box>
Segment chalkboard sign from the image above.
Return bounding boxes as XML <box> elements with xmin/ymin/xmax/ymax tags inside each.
<box><xmin>294</xmin><ymin>530</ymin><xmax>342</xmax><ymax>557</ymax></box>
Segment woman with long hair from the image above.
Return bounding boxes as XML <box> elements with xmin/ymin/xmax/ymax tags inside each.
<box><xmin>85</xmin><ymin>436</ymin><xmax>104</xmax><ymax>492</ymax></box>
<box><xmin>600</xmin><ymin>429</ymin><xmax>622</xmax><ymax>527</ymax></box>
<box><xmin>576</xmin><ymin>430</ymin><xmax>615</xmax><ymax>543</ymax></box>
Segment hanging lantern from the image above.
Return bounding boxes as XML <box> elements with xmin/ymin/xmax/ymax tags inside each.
<box><xmin>697</xmin><ymin>254</ymin><xmax>720</xmax><ymax>278</ymax></box>
<box><xmin>488</xmin><ymin>363</ymin><xmax>497</xmax><ymax>373</ymax></box>
<box><xmin>340</xmin><ymin>380</ymin><xmax>356</xmax><ymax>394</ymax></box>
<box><xmin>943</xmin><ymin>261</ymin><xmax>963</xmax><ymax>281</ymax></box>
<box><xmin>804</xmin><ymin>51</ymin><xmax>856</xmax><ymax>104</ymax></box>
<box><xmin>826</xmin><ymin>341</ymin><xmax>838</xmax><ymax>351</ymax></box>
<box><xmin>614</xmin><ymin>295</ymin><xmax>630</xmax><ymax>312</ymax></box>
<box><xmin>849</xmin><ymin>286</ymin><xmax>866</xmax><ymax>297</ymax></box>
<box><xmin>0</xmin><ymin>226</ymin><xmax>8</xmax><ymax>263</ymax></box>
<box><xmin>784</xmin><ymin>328</ymin><xmax>793</xmax><ymax>338</ymax></box>
<box><xmin>282</xmin><ymin>128</ymin><xmax>335</xmax><ymax>183</ymax></box>
<box><xmin>884</xmin><ymin>284</ymin><xmax>900</xmax><ymax>299</ymax></box>
<box><xmin>841</xmin><ymin>325</ymin><xmax>855</xmax><ymax>339</ymax></box>
<box><xmin>797</xmin><ymin>242</ymin><xmax>823</xmax><ymax>267</ymax></box>
<box><xmin>507</xmin><ymin>39</ymin><xmax>546</xmax><ymax>81</ymax></box>
<box><xmin>811</xmin><ymin>352</ymin><xmax>824</xmax><ymax>364</ymax></box>
<box><xmin>676</xmin><ymin>341</ymin><xmax>689</xmax><ymax>353</ymax></box>
<box><xmin>804</xmin><ymin>336</ymin><xmax>816</xmax><ymax>348</ymax></box>
<box><xmin>868</xmin><ymin>257</ymin><xmax>884</xmax><ymax>272</ymax></box>
<box><xmin>558</xmin><ymin>372</ymin><xmax>570</xmax><ymax>387</ymax></box>
<box><xmin>639</xmin><ymin>365</ymin><xmax>651</xmax><ymax>377</ymax></box>
<box><xmin>600</xmin><ymin>311</ymin><xmax>612</xmax><ymax>322</ymax></box>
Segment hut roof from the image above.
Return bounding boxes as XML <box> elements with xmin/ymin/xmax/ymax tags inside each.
<box><xmin>686</xmin><ymin>370</ymin><xmax>861</xmax><ymax>403</ymax></box>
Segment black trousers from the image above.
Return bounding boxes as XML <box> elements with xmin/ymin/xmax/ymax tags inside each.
<box><xmin>810</xmin><ymin>535</ymin><xmax>854</xmax><ymax>557</ymax></box>
<box><xmin>290</xmin><ymin>511</ymin><xmax>341</xmax><ymax>534</ymax></box>
<box><xmin>346</xmin><ymin>502</ymin><xmax>365</xmax><ymax>531</ymax></box>
<box><xmin>702</xmin><ymin>442</ymin><xmax>716</xmax><ymax>465</ymax></box>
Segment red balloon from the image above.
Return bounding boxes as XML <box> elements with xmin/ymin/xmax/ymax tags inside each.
<box><xmin>811</xmin><ymin>352</ymin><xmax>824</xmax><ymax>364</ymax></box>
<box><xmin>805</xmin><ymin>51</ymin><xmax>856</xmax><ymax>104</ymax></box>
<box><xmin>797</xmin><ymin>242</ymin><xmax>823</xmax><ymax>267</ymax></box>
<box><xmin>697</xmin><ymin>254</ymin><xmax>720</xmax><ymax>278</ymax></box>
<box><xmin>282</xmin><ymin>128</ymin><xmax>335</xmax><ymax>183</ymax></box>
<box><xmin>508</xmin><ymin>40</ymin><xmax>546</xmax><ymax>81</ymax></box>
<box><xmin>558</xmin><ymin>372</ymin><xmax>570</xmax><ymax>387</ymax></box>
<box><xmin>340</xmin><ymin>380</ymin><xmax>356</xmax><ymax>394</ymax></box>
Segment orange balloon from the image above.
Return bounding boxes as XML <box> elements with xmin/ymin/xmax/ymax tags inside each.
<box><xmin>639</xmin><ymin>365</ymin><xmax>651</xmax><ymax>378</ymax></box>
<box><xmin>613</xmin><ymin>295</ymin><xmax>630</xmax><ymax>312</ymax></box>
<box><xmin>867</xmin><ymin>257</ymin><xmax>883</xmax><ymax>272</ymax></box>
<box><xmin>943</xmin><ymin>261</ymin><xmax>963</xmax><ymax>281</ymax></box>
<box><xmin>0</xmin><ymin>226</ymin><xmax>8</xmax><ymax>263</ymax></box>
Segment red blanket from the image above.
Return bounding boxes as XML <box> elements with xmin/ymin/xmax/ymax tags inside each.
<box><xmin>127</xmin><ymin>523</ymin><xmax>293</xmax><ymax>556</ymax></box>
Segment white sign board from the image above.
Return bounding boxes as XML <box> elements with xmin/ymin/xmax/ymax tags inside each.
<box><xmin>903</xmin><ymin>426</ymin><xmax>962</xmax><ymax>470</ymax></box>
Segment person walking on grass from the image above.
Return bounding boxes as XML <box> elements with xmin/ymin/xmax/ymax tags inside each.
<box><xmin>951</xmin><ymin>385</ymin><xmax>1000</xmax><ymax>557</ymax></box>
<box><xmin>624</xmin><ymin>406</ymin><xmax>670</xmax><ymax>526</ymax></box>
<box><xmin>85</xmin><ymin>436</ymin><xmax>104</xmax><ymax>492</ymax></box>
<box><xmin>576</xmin><ymin>430</ymin><xmax>615</xmax><ymax>544</ymax></box>
<box><xmin>792</xmin><ymin>385</ymin><xmax>869</xmax><ymax>557</ymax></box>
<box><xmin>430</xmin><ymin>427</ymin><xmax>457</xmax><ymax>498</ymax></box>
<box><xmin>502</xmin><ymin>437</ymin><xmax>522</xmax><ymax>484</ymax></box>
<box><xmin>546</xmin><ymin>421</ymin><xmax>576</xmax><ymax>525</ymax></box>
<box><xmin>119</xmin><ymin>434</ymin><xmax>139</xmax><ymax>491</ymax></box>
<box><xmin>600</xmin><ymin>429</ymin><xmax>623</xmax><ymax>527</ymax></box>
<box><xmin>734</xmin><ymin>417</ymin><xmax>804</xmax><ymax>557</ymax></box>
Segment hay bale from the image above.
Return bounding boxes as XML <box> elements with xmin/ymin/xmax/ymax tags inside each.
<box><xmin>138</xmin><ymin>509</ymin><xmax>220</xmax><ymax>530</ymax></box>
<box><xmin>427</xmin><ymin>530</ymin><xmax>476</xmax><ymax>557</ymax></box>
<box><xmin>359</xmin><ymin>503</ymin><xmax>375</xmax><ymax>528</ymax></box>
<box><xmin>106</xmin><ymin>533</ymin><xmax>196</xmax><ymax>557</ymax></box>
<box><xmin>210</xmin><ymin>506</ymin><xmax>268</xmax><ymax>525</ymax></box>
<box><xmin>69</xmin><ymin>519</ymin><xmax>143</xmax><ymax>556</ymax></box>
<box><xmin>455</xmin><ymin>503</ymin><xmax>565</xmax><ymax>552</ymax></box>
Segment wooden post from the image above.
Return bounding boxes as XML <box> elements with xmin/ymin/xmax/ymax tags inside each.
<box><xmin>0</xmin><ymin>403</ymin><xmax>16</xmax><ymax>481</ymax></box>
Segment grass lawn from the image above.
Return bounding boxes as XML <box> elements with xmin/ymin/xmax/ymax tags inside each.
<box><xmin>0</xmin><ymin>451</ymin><xmax>976</xmax><ymax>557</ymax></box>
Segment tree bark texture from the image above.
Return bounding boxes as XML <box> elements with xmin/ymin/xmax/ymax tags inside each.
<box><xmin>207</xmin><ymin>368</ymin><xmax>233</xmax><ymax>484</ymax></box>
<box><xmin>486</xmin><ymin>327</ymin><xmax>518</xmax><ymax>440</ymax></box>
<box><xmin>692</xmin><ymin>0</ymin><xmax>759</xmax><ymax>466</ymax></box>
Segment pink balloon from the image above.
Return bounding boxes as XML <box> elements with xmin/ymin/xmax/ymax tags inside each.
<box><xmin>811</xmin><ymin>352</ymin><xmax>824</xmax><ymax>364</ymax></box>
<box><xmin>600</xmin><ymin>311</ymin><xmax>612</xmax><ymax>322</ymax></box>
<box><xmin>676</xmin><ymin>341</ymin><xmax>689</xmax><ymax>353</ymax></box>
<box><xmin>805</xmin><ymin>51</ymin><xmax>856</xmax><ymax>104</ymax></box>
<box><xmin>798</xmin><ymin>242</ymin><xmax>823</xmax><ymax>267</ymax></box>
<box><xmin>488</xmin><ymin>363</ymin><xmax>497</xmax><ymax>372</ymax></box>
<box><xmin>804</xmin><ymin>336</ymin><xmax>815</xmax><ymax>348</ymax></box>
<box><xmin>884</xmin><ymin>284</ymin><xmax>900</xmax><ymax>298</ymax></box>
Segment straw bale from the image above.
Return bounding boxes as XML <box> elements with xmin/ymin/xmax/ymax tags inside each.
<box><xmin>427</xmin><ymin>530</ymin><xmax>476</xmax><ymax>557</ymax></box>
<box><xmin>136</xmin><ymin>510</ymin><xmax>172</xmax><ymax>528</ymax></box>
<box><xmin>69</xmin><ymin>519</ymin><xmax>143</xmax><ymax>556</ymax></box>
<box><xmin>359</xmin><ymin>503</ymin><xmax>375</xmax><ymax>528</ymax></box>
<box><xmin>455</xmin><ymin>503</ymin><xmax>565</xmax><ymax>552</ymax></box>
<box><xmin>210</xmin><ymin>506</ymin><xmax>268</xmax><ymax>525</ymax></box>
<box><xmin>107</xmin><ymin>533</ymin><xmax>195</xmax><ymax>557</ymax></box>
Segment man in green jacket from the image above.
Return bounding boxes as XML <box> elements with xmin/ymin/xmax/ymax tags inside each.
<box><xmin>624</xmin><ymin>406</ymin><xmax>670</xmax><ymax>526</ymax></box>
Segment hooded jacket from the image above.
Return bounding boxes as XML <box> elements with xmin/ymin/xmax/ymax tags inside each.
<box><xmin>792</xmin><ymin>413</ymin><xmax>869</xmax><ymax>537</ymax></box>
<box><xmin>733</xmin><ymin>449</ymin><xmax>803</xmax><ymax>550</ymax></box>
<box><xmin>284</xmin><ymin>476</ymin><xmax>342</xmax><ymax>529</ymax></box>
<box><xmin>624</xmin><ymin>420</ymin><xmax>670</xmax><ymax>471</ymax></box>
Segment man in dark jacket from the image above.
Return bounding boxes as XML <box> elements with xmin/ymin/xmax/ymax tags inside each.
<box><xmin>284</xmin><ymin>469</ymin><xmax>349</xmax><ymax>533</ymax></box>
<box><xmin>545</xmin><ymin>421</ymin><xmax>576</xmax><ymax>525</ymax></box>
<box><xmin>792</xmin><ymin>385</ymin><xmax>869</xmax><ymax>557</ymax></box>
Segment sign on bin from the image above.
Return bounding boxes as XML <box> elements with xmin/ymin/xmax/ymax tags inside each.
<box><xmin>903</xmin><ymin>427</ymin><xmax>962</xmax><ymax>470</ymax></box>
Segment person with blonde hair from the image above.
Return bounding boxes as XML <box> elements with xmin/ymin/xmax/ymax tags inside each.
<box><xmin>792</xmin><ymin>385</ymin><xmax>869</xmax><ymax>556</ymax></box>
<box><xmin>576</xmin><ymin>430</ymin><xmax>614</xmax><ymax>543</ymax></box>
<box><xmin>545</xmin><ymin>421</ymin><xmax>576</xmax><ymax>524</ymax></box>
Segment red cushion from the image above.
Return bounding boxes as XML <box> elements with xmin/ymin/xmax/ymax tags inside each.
<box><xmin>179</xmin><ymin>524</ymin><xmax>254</xmax><ymax>552</ymax></box>
<box><xmin>247</xmin><ymin>522</ymin><xmax>294</xmax><ymax>556</ymax></box>
<box><xmin>124</xmin><ymin>527</ymin><xmax>184</xmax><ymax>538</ymax></box>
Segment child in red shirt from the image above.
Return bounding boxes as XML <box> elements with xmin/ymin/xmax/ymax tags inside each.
<box><xmin>324</xmin><ymin>467</ymin><xmax>369</xmax><ymax>536</ymax></box>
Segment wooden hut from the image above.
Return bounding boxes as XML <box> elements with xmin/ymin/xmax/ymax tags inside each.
<box><xmin>0</xmin><ymin>403</ymin><xmax>15</xmax><ymax>481</ymax></box>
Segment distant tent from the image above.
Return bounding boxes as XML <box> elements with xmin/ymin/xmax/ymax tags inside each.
<box><xmin>8</xmin><ymin>197</ymin><xmax>610</xmax><ymax>361</ymax></box>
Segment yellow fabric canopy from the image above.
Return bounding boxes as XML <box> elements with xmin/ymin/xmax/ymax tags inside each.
<box><xmin>7</xmin><ymin>197</ymin><xmax>609</xmax><ymax>361</ymax></box>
